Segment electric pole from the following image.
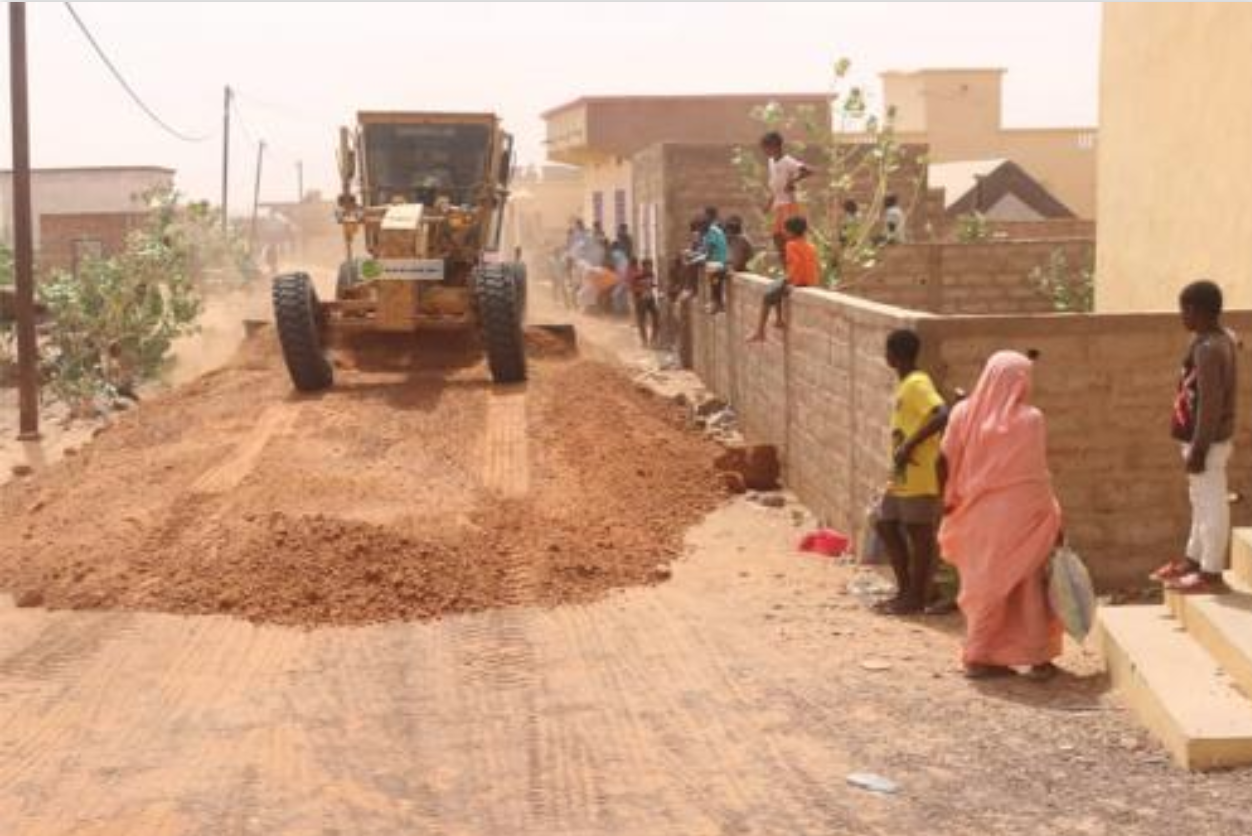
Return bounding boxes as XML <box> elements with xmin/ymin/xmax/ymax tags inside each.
<box><xmin>9</xmin><ymin>2</ymin><xmax>38</xmax><ymax>440</ymax></box>
<box><xmin>221</xmin><ymin>85</ymin><xmax>231</xmax><ymax>233</ymax></box>
<box><xmin>250</xmin><ymin>139</ymin><xmax>265</xmax><ymax>253</ymax></box>
<box><xmin>296</xmin><ymin>160</ymin><xmax>303</xmax><ymax>203</ymax></box>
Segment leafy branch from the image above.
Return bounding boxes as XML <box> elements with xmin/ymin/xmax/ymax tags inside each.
<box><xmin>732</xmin><ymin>57</ymin><xmax>927</xmax><ymax>289</ymax></box>
<box><xmin>1030</xmin><ymin>248</ymin><xmax>1093</xmax><ymax>313</ymax></box>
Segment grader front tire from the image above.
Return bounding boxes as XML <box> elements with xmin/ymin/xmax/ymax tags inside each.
<box><xmin>272</xmin><ymin>272</ymin><xmax>334</xmax><ymax>392</ymax></box>
<box><xmin>477</xmin><ymin>265</ymin><xmax>527</xmax><ymax>384</ymax></box>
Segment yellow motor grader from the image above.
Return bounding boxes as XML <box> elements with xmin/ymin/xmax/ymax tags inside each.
<box><xmin>272</xmin><ymin>111</ymin><xmax>530</xmax><ymax>390</ymax></box>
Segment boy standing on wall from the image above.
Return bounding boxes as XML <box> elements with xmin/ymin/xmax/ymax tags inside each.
<box><xmin>760</xmin><ymin>131</ymin><xmax>811</xmax><ymax>261</ymax></box>
<box><xmin>1153</xmin><ymin>280</ymin><xmax>1239</xmax><ymax>593</ymax></box>
<box><xmin>746</xmin><ymin>215</ymin><xmax>817</xmax><ymax>343</ymax></box>
<box><xmin>875</xmin><ymin>329</ymin><xmax>949</xmax><ymax>615</ymax></box>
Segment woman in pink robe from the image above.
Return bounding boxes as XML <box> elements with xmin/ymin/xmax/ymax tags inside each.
<box><xmin>938</xmin><ymin>351</ymin><xmax>1063</xmax><ymax>680</ymax></box>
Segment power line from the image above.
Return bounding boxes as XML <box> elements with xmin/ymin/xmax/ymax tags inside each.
<box><xmin>231</xmin><ymin>92</ymin><xmax>303</xmax><ymax>162</ymax></box>
<box><xmin>230</xmin><ymin>93</ymin><xmax>260</xmax><ymax>146</ymax></box>
<box><xmin>63</xmin><ymin>3</ymin><xmax>211</xmax><ymax>143</ymax></box>
<box><xmin>232</xmin><ymin>88</ymin><xmax>321</xmax><ymax>127</ymax></box>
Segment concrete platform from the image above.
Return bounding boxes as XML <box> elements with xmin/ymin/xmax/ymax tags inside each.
<box><xmin>1232</xmin><ymin>527</ymin><xmax>1252</xmax><ymax>588</ymax></box>
<box><xmin>1166</xmin><ymin>574</ymin><xmax>1252</xmax><ymax>701</ymax></box>
<box><xmin>1098</xmin><ymin>604</ymin><xmax>1252</xmax><ymax>770</ymax></box>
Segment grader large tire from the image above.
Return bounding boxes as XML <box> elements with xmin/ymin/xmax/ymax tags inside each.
<box><xmin>272</xmin><ymin>272</ymin><xmax>333</xmax><ymax>392</ymax></box>
<box><xmin>505</xmin><ymin>261</ymin><xmax>528</xmax><ymax>320</ymax></box>
<box><xmin>477</xmin><ymin>264</ymin><xmax>527</xmax><ymax>384</ymax></box>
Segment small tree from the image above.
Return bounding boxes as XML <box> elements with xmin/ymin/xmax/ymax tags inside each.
<box><xmin>1030</xmin><ymin>248</ymin><xmax>1094</xmax><ymax>313</ymax></box>
<box><xmin>955</xmin><ymin>211</ymin><xmax>992</xmax><ymax>243</ymax></box>
<box><xmin>732</xmin><ymin>57</ymin><xmax>926</xmax><ymax>288</ymax></box>
<box><xmin>39</xmin><ymin>189</ymin><xmax>204</xmax><ymax>407</ymax></box>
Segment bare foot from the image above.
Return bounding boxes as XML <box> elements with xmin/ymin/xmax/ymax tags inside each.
<box><xmin>772</xmin><ymin>320</ymin><xmax>786</xmax><ymax>329</ymax></box>
<box><xmin>746</xmin><ymin>333</ymin><xmax>766</xmax><ymax>344</ymax></box>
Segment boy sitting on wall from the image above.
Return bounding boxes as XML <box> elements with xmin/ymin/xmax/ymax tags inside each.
<box><xmin>746</xmin><ymin>215</ymin><xmax>817</xmax><ymax>343</ymax></box>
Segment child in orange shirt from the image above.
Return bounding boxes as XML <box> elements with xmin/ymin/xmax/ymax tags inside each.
<box><xmin>748</xmin><ymin>215</ymin><xmax>818</xmax><ymax>342</ymax></box>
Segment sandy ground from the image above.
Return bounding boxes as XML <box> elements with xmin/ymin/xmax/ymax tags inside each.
<box><xmin>0</xmin><ymin>328</ymin><xmax>721</xmax><ymax>625</ymax></box>
<box><xmin>0</xmin><ymin>277</ymin><xmax>1251</xmax><ymax>833</ymax></box>
<box><xmin>0</xmin><ymin>390</ymin><xmax>100</xmax><ymax>484</ymax></box>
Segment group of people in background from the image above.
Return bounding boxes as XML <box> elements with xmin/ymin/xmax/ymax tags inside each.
<box><xmin>547</xmin><ymin>129</ymin><xmax>913</xmax><ymax>351</ymax></box>
<box><xmin>874</xmin><ymin>279</ymin><xmax>1237</xmax><ymax>681</ymax></box>
<box><xmin>554</xmin><ymin>219</ymin><xmax>666</xmax><ymax>348</ymax></box>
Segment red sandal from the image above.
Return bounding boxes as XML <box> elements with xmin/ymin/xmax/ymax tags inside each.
<box><xmin>1150</xmin><ymin>558</ymin><xmax>1195</xmax><ymax>583</ymax></box>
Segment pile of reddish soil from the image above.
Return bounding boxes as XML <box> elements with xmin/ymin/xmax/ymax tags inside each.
<box><xmin>0</xmin><ymin>333</ymin><xmax>724</xmax><ymax>626</ymax></box>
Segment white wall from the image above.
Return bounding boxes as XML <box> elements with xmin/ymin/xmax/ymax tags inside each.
<box><xmin>0</xmin><ymin>168</ymin><xmax>174</xmax><ymax>248</ymax></box>
<box><xmin>581</xmin><ymin>159</ymin><xmax>632</xmax><ymax>236</ymax></box>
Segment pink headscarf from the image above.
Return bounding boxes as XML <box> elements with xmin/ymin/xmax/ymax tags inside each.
<box><xmin>942</xmin><ymin>351</ymin><xmax>1052</xmax><ymax>511</ymax></box>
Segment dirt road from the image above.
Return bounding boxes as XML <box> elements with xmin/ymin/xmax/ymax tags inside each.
<box><xmin>1</xmin><ymin>305</ymin><xmax>1251</xmax><ymax>834</ymax></box>
<box><xmin>0</xmin><ymin>331</ymin><xmax>721</xmax><ymax>626</ymax></box>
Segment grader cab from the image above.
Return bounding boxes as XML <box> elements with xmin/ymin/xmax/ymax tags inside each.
<box><xmin>271</xmin><ymin>111</ymin><xmax>529</xmax><ymax>391</ymax></box>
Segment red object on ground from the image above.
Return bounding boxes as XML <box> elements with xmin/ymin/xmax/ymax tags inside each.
<box><xmin>798</xmin><ymin>528</ymin><xmax>850</xmax><ymax>557</ymax></box>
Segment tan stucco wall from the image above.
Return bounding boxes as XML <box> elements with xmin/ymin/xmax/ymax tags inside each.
<box><xmin>881</xmin><ymin>73</ymin><xmax>928</xmax><ymax>133</ymax></box>
<box><xmin>1096</xmin><ymin>3</ymin><xmax>1252</xmax><ymax>312</ymax></box>
<box><xmin>894</xmin><ymin>70</ymin><xmax>1004</xmax><ymax>161</ymax></box>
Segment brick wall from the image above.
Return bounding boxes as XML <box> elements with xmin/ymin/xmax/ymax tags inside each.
<box><xmin>38</xmin><ymin>212</ymin><xmax>147</xmax><ymax>273</ymax></box>
<box><xmin>693</xmin><ymin>274</ymin><xmax>1252</xmax><ymax>588</ymax></box>
<box><xmin>845</xmin><ymin>238</ymin><xmax>1094</xmax><ymax>315</ymax></box>
<box><xmin>933</xmin><ymin>216</ymin><xmax>1096</xmax><ymax>241</ymax></box>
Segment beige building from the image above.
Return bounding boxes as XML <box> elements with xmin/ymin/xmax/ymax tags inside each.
<box><xmin>878</xmin><ymin>69</ymin><xmax>1097</xmax><ymax>219</ymax></box>
<box><xmin>0</xmin><ymin>166</ymin><xmax>174</xmax><ymax>272</ymax></box>
<box><xmin>543</xmin><ymin>93</ymin><xmax>829</xmax><ymax>239</ymax></box>
<box><xmin>1096</xmin><ymin>3</ymin><xmax>1252</xmax><ymax>312</ymax></box>
<box><xmin>0</xmin><ymin>166</ymin><xmax>173</xmax><ymax>250</ymax></box>
<box><xmin>501</xmin><ymin>164</ymin><xmax>584</xmax><ymax>258</ymax></box>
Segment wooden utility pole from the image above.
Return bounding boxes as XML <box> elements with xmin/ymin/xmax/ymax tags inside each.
<box><xmin>249</xmin><ymin>139</ymin><xmax>265</xmax><ymax>252</ymax></box>
<box><xmin>9</xmin><ymin>2</ymin><xmax>38</xmax><ymax>440</ymax></box>
<box><xmin>220</xmin><ymin>85</ymin><xmax>231</xmax><ymax>232</ymax></box>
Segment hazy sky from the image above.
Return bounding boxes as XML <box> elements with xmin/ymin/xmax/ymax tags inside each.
<box><xmin>0</xmin><ymin>2</ymin><xmax>1100</xmax><ymax>210</ymax></box>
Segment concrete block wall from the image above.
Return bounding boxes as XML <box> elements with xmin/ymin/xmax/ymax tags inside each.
<box><xmin>693</xmin><ymin>277</ymin><xmax>925</xmax><ymax>544</ymax></box>
<box><xmin>846</xmin><ymin>238</ymin><xmax>1095</xmax><ymax>315</ymax></box>
<box><xmin>919</xmin><ymin>312</ymin><xmax>1252</xmax><ymax>588</ymax></box>
<box><xmin>693</xmin><ymin>274</ymin><xmax>1252</xmax><ymax>588</ymax></box>
<box><xmin>931</xmin><ymin>217</ymin><xmax>1096</xmax><ymax>242</ymax></box>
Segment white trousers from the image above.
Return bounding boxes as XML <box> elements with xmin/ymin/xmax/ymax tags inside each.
<box><xmin>1185</xmin><ymin>441</ymin><xmax>1233</xmax><ymax>574</ymax></box>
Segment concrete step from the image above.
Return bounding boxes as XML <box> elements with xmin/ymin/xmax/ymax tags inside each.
<box><xmin>1097</xmin><ymin>604</ymin><xmax>1252</xmax><ymax>770</ymax></box>
<box><xmin>1165</xmin><ymin>573</ymin><xmax>1252</xmax><ymax>702</ymax></box>
<box><xmin>1233</xmin><ymin>528</ymin><xmax>1252</xmax><ymax>588</ymax></box>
